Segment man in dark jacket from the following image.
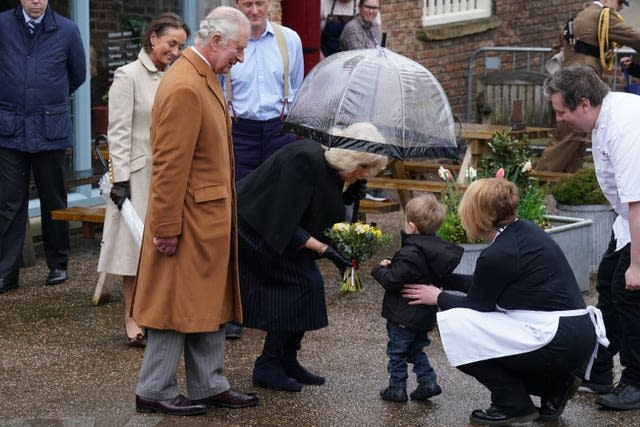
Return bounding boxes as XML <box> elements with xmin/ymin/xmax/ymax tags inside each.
<box><xmin>0</xmin><ymin>0</ymin><xmax>85</xmax><ymax>292</ymax></box>
<box><xmin>372</xmin><ymin>193</ymin><xmax>463</xmax><ymax>403</ymax></box>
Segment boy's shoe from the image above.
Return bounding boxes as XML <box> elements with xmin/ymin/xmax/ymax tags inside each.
<box><xmin>579</xmin><ymin>369</ymin><xmax>614</xmax><ymax>394</ymax></box>
<box><xmin>380</xmin><ymin>386</ymin><xmax>408</xmax><ymax>403</ymax></box>
<box><xmin>410</xmin><ymin>381</ymin><xmax>442</xmax><ymax>400</ymax></box>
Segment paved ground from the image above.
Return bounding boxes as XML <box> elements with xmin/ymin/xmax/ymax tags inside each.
<box><xmin>0</xmin><ymin>210</ymin><xmax>637</xmax><ymax>426</ymax></box>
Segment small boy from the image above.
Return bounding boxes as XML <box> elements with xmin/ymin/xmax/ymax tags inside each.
<box><xmin>371</xmin><ymin>193</ymin><xmax>463</xmax><ymax>403</ymax></box>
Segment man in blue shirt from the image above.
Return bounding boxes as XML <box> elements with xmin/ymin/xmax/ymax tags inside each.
<box><xmin>0</xmin><ymin>0</ymin><xmax>86</xmax><ymax>293</ymax></box>
<box><xmin>226</xmin><ymin>0</ymin><xmax>304</xmax><ymax>182</ymax></box>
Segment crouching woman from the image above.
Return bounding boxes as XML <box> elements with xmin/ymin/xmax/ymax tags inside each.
<box><xmin>402</xmin><ymin>178</ymin><xmax>608</xmax><ymax>426</ymax></box>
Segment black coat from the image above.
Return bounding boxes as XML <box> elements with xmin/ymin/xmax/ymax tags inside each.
<box><xmin>438</xmin><ymin>219</ymin><xmax>586</xmax><ymax>312</ymax></box>
<box><xmin>371</xmin><ymin>232</ymin><xmax>463</xmax><ymax>331</ymax></box>
<box><xmin>236</xmin><ymin>140</ymin><xmax>347</xmax><ymax>331</ymax></box>
<box><xmin>237</xmin><ymin>140</ymin><xmax>345</xmax><ymax>254</ymax></box>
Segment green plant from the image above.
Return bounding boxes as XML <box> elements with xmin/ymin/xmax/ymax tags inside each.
<box><xmin>479</xmin><ymin>129</ymin><xmax>533</xmax><ymax>190</ymax></box>
<box><xmin>551</xmin><ymin>167</ymin><xmax>608</xmax><ymax>205</ymax></box>
<box><xmin>436</xmin><ymin>130</ymin><xmax>549</xmax><ymax>244</ymax></box>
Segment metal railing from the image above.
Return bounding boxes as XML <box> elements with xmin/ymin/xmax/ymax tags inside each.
<box><xmin>465</xmin><ymin>46</ymin><xmax>551</xmax><ymax>123</ymax></box>
<box><xmin>465</xmin><ymin>46</ymin><xmax>637</xmax><ymax>123</ymax></box>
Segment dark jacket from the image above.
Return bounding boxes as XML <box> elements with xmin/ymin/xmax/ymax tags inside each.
<box><xmin>438</xmin><ymin>220</ymin><xmax>586</xmax><ymax>312</ymax></box>
<box><xmin>0</xmin><ymin>5</ymin><xmax>86</xmax><ymax>153</ymax></box>
<box><xmin>372</xmin><ymin>232</ymin><xmax>463</xmax><ymax>331</ymax></box>
<box><xmin>237</xmin><ymin>140</ymin><xmax>345</xmax><ymax>254</ymax></box>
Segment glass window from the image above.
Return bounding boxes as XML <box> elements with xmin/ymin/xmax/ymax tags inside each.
<box><xmin>422</xmin><ymin>0</ymin><xmax>492</xmax><ymax>27</ymax></box>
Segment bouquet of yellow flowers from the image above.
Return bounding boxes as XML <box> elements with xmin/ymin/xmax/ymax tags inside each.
<box><xmin>324</xmin><ymin>221</ymin><xmax>392</xmax><ymax>293</ymax></box>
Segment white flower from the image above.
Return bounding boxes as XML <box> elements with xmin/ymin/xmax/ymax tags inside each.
<box><xmin>355</xmin><ymin>223</ymin><xmax>366</xmax><ymax>234</ymax></box>
<box><xmin>465</xmin><ymin>166</ymin><xmax>477</xmax><ymax>181</ymax></box>
<box><xmin>521</xmin><ymin>160</ymin><xmax>533</xmax><ymax>173</ymax></box>
<box><xmin>438</xmin><ymin>166</ymin><xmax>453</xmax><ymax>182</ymax></box>
<box><xmin>438</xmin><ymin>166</ymin><xmax>447</xmax><ymax>180</ymax></box>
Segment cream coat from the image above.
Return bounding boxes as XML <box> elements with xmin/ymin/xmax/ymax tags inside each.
<box><xmin>131</xmin><ymin>48</ymin><xmax>241</xmax><ymax>333</ymax></box>
<box><xmin>97</xmin><ymin>49</ymin><xmax>162</xmax><ymax>276</ymax></box>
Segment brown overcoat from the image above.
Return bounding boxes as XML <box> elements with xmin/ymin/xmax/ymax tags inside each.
<box><xmin>131</xmin><ymin>48</ymin><xmax>241</xmax><ymax>333</ymax></box>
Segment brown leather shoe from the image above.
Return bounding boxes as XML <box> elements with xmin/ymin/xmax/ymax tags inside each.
<box><xmin>135</xmin><ymin>394</ymin><xmax>206</xmax><ymax>416</ymax></box>
<box><xmin>197</xmin><ymin>388</ymin><xmax>260</xmax><ymax>409</ymax></box>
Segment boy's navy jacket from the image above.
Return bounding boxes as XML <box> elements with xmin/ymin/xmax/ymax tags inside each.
<box><xmin>371</xmin><ymin>232</ymin><xmax>463</xmax><ymax>331</ymax></box>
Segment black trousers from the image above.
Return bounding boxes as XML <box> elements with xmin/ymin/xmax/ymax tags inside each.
<box><xmin>0</xmin><ymin>148</ymin><xmax>68</xmax><ymax>281</ymax></box>
<box><xmin>591</xmin><ymin>234</ymin><xmax>640</xmax><ymax>386</ymax></box>
<box><xmin>458</xmin><ymin>314</ymin><xmax>595</xmax><ymax>415</ymax></box>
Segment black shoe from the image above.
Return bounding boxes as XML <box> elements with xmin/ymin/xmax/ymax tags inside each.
<box><xmin>579</xmin><ymin>369</ymin><xmax>614</xmax><ymax>394</ymax></box>
<box><xmin>0</xmin><ymin>278</ymin><xmax>18</xmax><ymax>293</ymax></box>
<box><xmin>252</xmin><ymin>363</ymin><xmax>302</xmax><ymax>392</ymax></box>
<box><xmin>196</xmin><ymin>388</ymin><xmax>260</xmax><ymax>409</ymax></box>
<box><xmin>538</xmin><ymin>376</ymin><xmax>581</xmax><ymax>421</ymax></box>
<box><xmin>379</xmin><ymin>386</ymin><xmax>408</xmax><ymax>403</ymax></box>
<box><xmin>46</xmin><ymin>268</ymin><xmax>68</xmax><ymax>285</ymax></box>
<box><xmin>225</xmin><ymin>322</ymin><xmax>243</xmax><ymax>339</ymax></box>
<box><xmin>283</xmin><ymin>360</ymin><xmax>326</xmax><ymax>385</ymax></box>
<box><xmin>410</xmin><ymin>380</ymin><xmax>442</xmax><ymax>400</ymax></box>
<box><xmin>469</xmin><ymin>405</ymin><xmax>538</xmax><ymax>426</ymax></box>
<box><xmin>135</xmin><ymin>394</ymin><xmax>207</xmax><ymax>416</ymax></box>
<box><xmin>596</xmin><ymin>382</ymin><xmax>640</xmax><ymax>410</ymax></box>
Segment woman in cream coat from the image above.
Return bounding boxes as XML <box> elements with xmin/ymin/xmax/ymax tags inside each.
<box><xmin>97</xmin><ymin>13</ymin><xmax>190</xmax><ymax>347</ymax></box>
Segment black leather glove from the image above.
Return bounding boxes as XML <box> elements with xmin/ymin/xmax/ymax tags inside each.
<box><xmin>110</xmin><ymin>180</ymin><xmax>130</xmax><ymax>210</ymax></box>
<box><xmin>323</xmin><ymin>245</ymin><xmax>351</xmax><ymax>272</ymax></box>
<box><xmin>343</xmin><ymin>179</ymin><xmax>367</xmax><ymax>205</ymax></box>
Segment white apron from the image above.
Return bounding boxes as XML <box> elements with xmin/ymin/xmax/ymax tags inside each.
<box><xmin>436</xmin><ymin>305</ymin><xmax>609</xmax><ymax>379</ymax></box>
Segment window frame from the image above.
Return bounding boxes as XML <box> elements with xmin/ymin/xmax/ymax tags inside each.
<box><xmin>422</xmin><ymin>0</ymin><xmax>492</xmax><ymax>27</ymax></box>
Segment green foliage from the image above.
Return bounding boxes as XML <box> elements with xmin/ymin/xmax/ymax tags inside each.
<box><xmin>518</xmin><ymin>182</ymin><xmax>549</xmax><ymax>228</ymax></box>
<box><xmin>479</xmin><ymin>130</ymin><xmax>533</xmax><ymax>190</ymax></box>
<box><xmin>551</xmin><ymin>167</ymin><xmax>608</xmax><ymax>205</ymax></box>
<box><xmin>436</xmin><ymin>181</ymin><xmax>481</xmax><ymax>243</ymax></box>
<box><xmin>436</xmin><ymin>129</ymin><xmax>550</xmax><ymax>243</ymax></box>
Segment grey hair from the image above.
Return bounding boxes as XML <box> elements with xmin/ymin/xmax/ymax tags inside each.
<box><xmin>194</xmin><ymin>6</ymin><xmax>250</xmax><ymax>48</ymax></box>
<box><xmin>324</xmin><ymin>122</ymin><xmax>389</xmax><ymax>175</ymax></box>
<box><xmin>544</xmin><ymin>64</ymin><xmax>610</xmax><ymax>111</ymax></box>
<box><xmin>324</xmin><ymin>147</ymin><xmax>388</xmax><ymax>176</ymax></box>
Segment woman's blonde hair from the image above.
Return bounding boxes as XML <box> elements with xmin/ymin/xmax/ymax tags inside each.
<box><xmin>324</xmin><ymin>122</ymin><xmax>389</xmax><ymax>175</ymax></box>
<box><xmin>458</xmin><ymin>178</ymin><xmax>519</xmax><ymax>240</ymax></box>
<box><xmin>404</xmin><ymin>193</ymin><xmax>446</xmax><ymax>235</ymax></box>
<box><xmin>324</xmin><ymin>148</ymin><xmax>388</xmax><ymax>176</ymax></box>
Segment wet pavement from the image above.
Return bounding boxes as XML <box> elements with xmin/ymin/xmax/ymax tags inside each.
<box><xmin>0</xmin><ymin>210</ymin><xmax>638</xmax><ymax>426</ymax></box>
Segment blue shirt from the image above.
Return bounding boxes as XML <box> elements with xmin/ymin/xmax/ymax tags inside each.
<box><xmin>221</xmin><ymin>21</ymin><xmax>304</xmax><ymax>121</ymax></box>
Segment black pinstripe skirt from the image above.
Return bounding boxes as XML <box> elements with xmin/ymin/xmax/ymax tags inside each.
<box><xmin>238</xmin><ymin>220</ymin><xmax>329</xmax><ymax>332</ymax></box>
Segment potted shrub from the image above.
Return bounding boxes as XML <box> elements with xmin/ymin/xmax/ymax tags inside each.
<box><xmin>437</xmin><ymin>130</ymin><xmax>593</xmax><ymax>291</ymax></box>
<box><xmin>551</xmin><ymin>167</ymin><xmax>615</xmax><ymax>273</ymax></box>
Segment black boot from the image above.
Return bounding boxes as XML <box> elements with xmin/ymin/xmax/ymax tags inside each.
<box><xmin>282</xmin><ymin>332</ymin><xmax>326</xmax><ymax>385</ymax></box>
<box><xmin>252</xmin><ymin>332</ymin><xmax>302</xmax><ymax>392</ymax></box>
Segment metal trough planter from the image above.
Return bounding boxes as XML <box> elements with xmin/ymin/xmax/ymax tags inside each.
<box><xmin>453</xmin><ymin>216</ymin><xmax>593</xmax><ymax>292</ymax></box>
<box><xmin>556</xmin><ymin>204</ymin><xmax>616</xmax><ymax>273</ymax></box>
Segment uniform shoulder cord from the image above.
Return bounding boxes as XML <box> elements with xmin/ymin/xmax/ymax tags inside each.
<box><xmin>598</xmin><ymin>7</ymin><xmax>623</xmax><ymax>71</ymax></box>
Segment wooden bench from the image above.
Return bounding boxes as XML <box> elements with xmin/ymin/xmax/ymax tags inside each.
<box><xmin>22</xmin><ymin>168</ymin><xmax>104</xmax><ymax>268</ymax></box>
<box><xmin>51</xmin><ymin>206</ymin><xmax>106</xmax><ymax>239</ymax></box>
<box><xmin>400</xmin><ymin>161</ymin><xmax>575</xmax><ymax>183</ymax></box>
<box><xmin>50</xmin><ymin>205</ymin><xmax>113</xmax><ymax>305</ymax></box>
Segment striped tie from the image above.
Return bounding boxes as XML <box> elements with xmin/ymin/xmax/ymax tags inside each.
<box><xmin>27</xmin><ymin>20</ymin><xmax>37</xmax><ymax>35</ymax></box>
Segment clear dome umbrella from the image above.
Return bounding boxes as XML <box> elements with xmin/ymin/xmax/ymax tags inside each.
<box><xmin>283</xmin><ymin>45</ymin><xmax>458</xmax><ymax>160</ymax></box>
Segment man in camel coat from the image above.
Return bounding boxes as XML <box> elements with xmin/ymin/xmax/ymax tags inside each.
<box><xmin>131</xmin><ymin>7</ymin><xmax>259</xmax><ymax>416</ymax></box>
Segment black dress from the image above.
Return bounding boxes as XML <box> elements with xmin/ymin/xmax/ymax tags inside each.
<box><xmin>237</xmin><ymin>140</ymin><xmax>345</xmax><ymax>331</ymax></box>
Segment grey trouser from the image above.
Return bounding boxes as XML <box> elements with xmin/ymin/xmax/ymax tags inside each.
<box><xmin>136</xmin><ymin>328</ymin><xmax>230</xmax><ymax>400</ymax></box>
